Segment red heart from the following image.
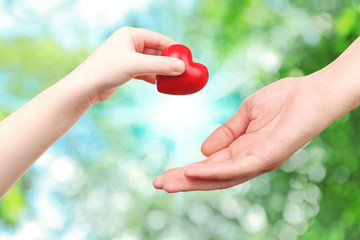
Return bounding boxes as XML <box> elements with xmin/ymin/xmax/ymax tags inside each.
<box><xmin>156</xmin><ymin>44</ymin><xmax>209</xmax><ymax>95</ymax></box>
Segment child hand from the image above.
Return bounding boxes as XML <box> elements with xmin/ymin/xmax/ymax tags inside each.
<box><xmin>75</xmin><ymin>27</ymin><xmax>185</xmax><ymax>102</ymax></box>
<box><xmin>0</xmin><ymin>27</ymin><xmax>185</xmax><ymax>198</ymax></box>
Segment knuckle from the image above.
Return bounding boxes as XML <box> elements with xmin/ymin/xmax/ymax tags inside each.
<box><xmin>115</xmin><ymin>26</ymin><xmax>135</xmax><ymax>36</ymax></box>
<box><xmin>163</xmin><ymin>183</ymin><xmax>177</xmax><ymax>193</ymax></box>
<box><xmin>220</xmin><ymin>123</ymin><xmax>236</xmax><ymax>142</ymax></box>
<box><xmin>119</xmin><ymin>26</ymin><xmax>133</xmax><ymax>32</ymax></box>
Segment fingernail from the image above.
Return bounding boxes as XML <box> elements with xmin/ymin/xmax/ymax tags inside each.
<box><xmin>172</xmin><ymin>60</ymin><xmax>185</xmax><ymax>73</ymax></box>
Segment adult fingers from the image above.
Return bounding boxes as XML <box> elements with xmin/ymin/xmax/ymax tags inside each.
<box><xmin>154</xmin><ymin>148</ymin><xmax>235</xmax><ymax>189</ymax></box>
<box><xmin>160</xmin><ymin>172</ymin><xmax>260</xmax><ymax>193</ymax></box>
<box><xmin>162</xmin><ymin>177</ymin><xmax>248</xmax><ymax>193</ymax></box>
<box><xmin>184</xmin><ymin>155</ymin><xmax>267</xmax><ymax>180</ymax></box>
<box><xmin>201</xmin><ymin>101</ymin><xmax>250</xmax><ymax>157</ymax></box>
<box><xmin>153</xmin><ymin>167</ymin><xmax>184</xmax><ymax>189</ymax></box>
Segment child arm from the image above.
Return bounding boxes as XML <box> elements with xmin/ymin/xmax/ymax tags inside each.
<box><xmin>0</xmin><ymin>27</ymin><xmax>185</xmax><ymax>198</ymax></box>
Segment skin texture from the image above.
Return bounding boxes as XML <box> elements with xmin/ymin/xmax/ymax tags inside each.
<box><xmin>153</xmin><ymin>36</ymin><xmax>360</xmax><ymax>193</ymax></box>
<box><xmin>0</xmin><ymin>27</ymin><xmax>185</xmax><ymax>198</ymax></box>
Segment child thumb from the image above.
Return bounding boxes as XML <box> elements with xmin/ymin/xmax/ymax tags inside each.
<box><xmin>130</xmin><ymin>54</ymin><xmax>185</xmax><ymax>76</ymax></box>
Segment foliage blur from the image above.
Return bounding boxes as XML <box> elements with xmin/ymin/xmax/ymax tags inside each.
<box><xmin>1</xmin><ymin>0</ymin><xmax>360</xmax><ymax>239</ymax></box>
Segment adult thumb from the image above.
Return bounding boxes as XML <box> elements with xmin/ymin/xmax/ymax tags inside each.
<box><xmin>130</xmin><ymin>54</ymin><xmax>185</xmax><ymax>76</ymax></box>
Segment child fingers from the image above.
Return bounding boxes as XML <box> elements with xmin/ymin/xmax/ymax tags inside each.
<box><xmin>128</xmin><ymin>27</ymin><xmax>177</xmax><ymax>51</ymax></box>
<box><xmin>130</xmin><ymin>53</ymin><xmax>185</xmax><ymax>76</ymax></box>
<box><xmin>142</xmin><ymin>48</ymin><xmax>162</xmax><ymax>56</ymax></box>
<box><xmin>134</xmin><ymin>75</ymin><xmax>156</xmax><ymax>84</ymax></box>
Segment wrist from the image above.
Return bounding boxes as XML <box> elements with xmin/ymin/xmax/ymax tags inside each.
<box><xmin>308</xmin><ymin>37</ymin><xmax>360</xmax><ymax>115</ymax></box>
<box><xmin>61</xmin><ymin>67</ymin><xmax>101</xmax><ymax>106</ymax></box>
<box><xmin>71</xmin><ymin>50</ymin><xmax>130</xmax><ymax>102</ymax></box>
<box><xmin>324</xmin><ymin>37</ymin><xmax>360</xmax><ymax>108</ymax></box>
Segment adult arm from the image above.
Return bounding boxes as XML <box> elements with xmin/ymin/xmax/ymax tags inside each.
<box><xmin>153</xmin><ymin>37</ymin><xmax>360</xmax><ymax>192</ymax></box>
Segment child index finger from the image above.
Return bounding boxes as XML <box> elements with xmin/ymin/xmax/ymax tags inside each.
<box><xmin>130</xmin><ymin>27</ymin><xmax>178</xmax><ymax>51</ymax></box>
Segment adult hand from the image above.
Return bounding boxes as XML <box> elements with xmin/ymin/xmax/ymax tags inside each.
<box><xmin>153</xmin><ymin>37</ymin><xmax>360</xmax><ymax>193</ymax></box>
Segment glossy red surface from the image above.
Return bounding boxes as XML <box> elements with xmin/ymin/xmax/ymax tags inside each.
<box><xmin>156</xmin><ymin>44</ymin><xmax>209</xmax><ymax>95</ymax></box>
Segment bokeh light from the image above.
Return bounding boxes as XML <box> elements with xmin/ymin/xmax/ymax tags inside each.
<box><xmin>1</xmin><ymin>0</ymin><xmax>360</xmax><ymax>239</ymax></box>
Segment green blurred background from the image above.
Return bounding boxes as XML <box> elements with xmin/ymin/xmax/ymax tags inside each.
<box><xmin>1</xmin><ymin>0</ymin><xmax>360</xmax><ymax>239</ymax></box>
